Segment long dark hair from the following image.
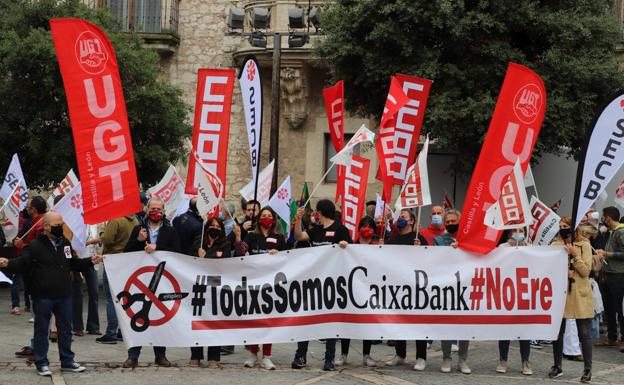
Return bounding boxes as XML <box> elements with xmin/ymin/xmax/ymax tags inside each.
<box><xmin>253</xmin><ymin>207</ymin><xmax>278</xmax><ymax>235</ymax></box>
<box><xmin>203</xmin><ymin>217</ymin><xmax>226</xmax><ymax>247</ymax></box>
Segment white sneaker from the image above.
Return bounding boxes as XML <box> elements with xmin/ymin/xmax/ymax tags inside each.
<box><xmin>413</xmin><ymin>358</ymin><xmax>426</xmax><ymax>371</ymax></box>
<box><xmin>244</xmin><ymin>351</ymin><xmax>259</xmax><ymax>368</ymax></box>
<box><xmin>496</xmin><ymin>360</ymin><xmax>507</xmax><ymax>373</ymax></box>
<box><xmin>335</xmin><ymin>354</ymin><xmax>347</xmax><ymax>366</ymax></box>
<box><xmin>451</xmin><ymin>344</ymin><xmax>459</xmax><ymax>352</ymax></box>
<box><xmin>522</xmin><ymin>360</ymin><xmax>533</xmax><ymax>375</ymax></box>
<box><xmin>363</xmin><ymin>355</ymin><xmax>377</xmax><ymax>367</ymax></box>
<box><xmin>29</xmin><ymin>317</ymin><xmax>34</xmax><ymax>323</ymax></box>
<box><xmin>261</xmin><ymin>356</ymin><xmax>276</xmax><ymax>370</ymax></box>
<box><xmin>440</xmin><ymin>358</ymin><xmax>452</xmax><ymax>373</ymax></box>
<box><xmin>61</xmin><ymin>362</ymin><xmax>86</xmax><ymax>373</ymax></box>
<box><xmin>37</xmin><ymin>365</ymin><xmax>52</xmax><ymax>376</ymax></box>
<box><xmin>385</xmin><ymin>355</ymin><xmax>405</xmax><ymax>366</ymax></box>
<box><xmin>458</xmin><ymin>359</ymin><xmax>471</xmax><ymax>374</ymax></box>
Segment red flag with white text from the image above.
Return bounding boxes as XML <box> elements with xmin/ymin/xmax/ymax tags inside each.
<box><xmin>186</xmin><ymin>68</ymin><xmax>236</xmax><ymax>196</ymax></box>
<box><xmin>457</xmin><ymin>63</ymin><xmax>546</xmax><ymax>254</ymax></box>
<box><xmin>323</xmin><ymin>81</ymin><xmax>346</xmax><ymax>203</ymax></box>
<box><xmin>376</xmin><ymin>77</ymin><xmax>409</xmax><ymax>202</ymax></box>
<box><xmin>50</xmin><ymin>18</ymin><xmax>141</xmax><ymax>224</ymax></box>
<box><xmin>341</xmin><ymin>155</ymin><xmax>371</xmax><ymax>241</ymax></box>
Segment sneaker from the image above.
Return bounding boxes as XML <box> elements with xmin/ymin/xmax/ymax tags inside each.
<box><xmin>291</xmin><ymin>356</ymin><xmax>307</xmax><ymax>369</ymax></box>
<box><xmin>451</xmin><ymin>343</ymin><xmax>459</xmax><ymax>352</ymax></box>
<box><xmin>522</xmin><ymin>360</ymin><xmax>533</xmax><ymax>375</ymax></box>
<box><xmin>11</xmin><ymin>307</ymin><xmax>20</xmax><ymax>315</ymax></box>
<box><xmin>95</xmin><ymin>335</ymin><xmax>118</xmax><ymax>344</ymax></box>
<box><xmin>496</xmin><ymin>360</ymin><xmax>507</xmax><ymax>373</ymax></box>
<box><xmin>458</xmin><ymin>359</ymin><xmax>471</xmax><ymax>374</ymax></box>
<box><xmin>37</xmin><ymin>365</ymin><xmax>52</xmax><ymax>376</ymax></box>
<box><xmin>548</xmin><ymin>366</ymin><xmax>563</xmax><ymax>378</ymax></box>
<box><xmin>581</xmin><ymin>369</ymin><xmax>592</xmax><ymax>383</ymax></box>
<box><xmin>530</xmin><ymin>340</ymin><xmax>542</xmax><ymax>349</ymax></box>
<box><xmin>28</xmin><ymin>317</ymin><xmax>34</xmax><ymax>323</ymax></box>
<box><xmin>540</xmin><ymin>340</ymin><xmax>553</xmax><ymax>345</ymax></box>
<box><xmin>261</xmin><ymin>357</ymin><xmax>276</xmax><ymax>370</ymax></box>
<box><xmin>61</xmin><ymin>362</ymin><xmax>86</xmax><ymax>373</ymax></box>
<box><xmin>385</xmin><ymin>355</ymin><xmax>405</xmax><ymax>366</ymax></box>
<box><xmin>363</xmin><ymin>355</ymin><xmax>377</xmax><ymax>367</ymax></box>
<box><xmin>335</xmin><ymin>354</ymin><xmax>347</xmax><ymax>366</ymax></box>
<box><xmin>244</xmin><ymin>351</ymin><xmax>259</xmax><ymax>368</ymax></box>
<box><xmin>323</xmin><ymin>360</ymin><xmax>335</xmax><ymax>371</ymax></box>
<box><xmin>413</xmin><ymin>358</ymin><xmax>426</xmax><ymax>371</ymax></box>
<box><xmin>440</xmin><ymin>358</ymin><xmax>452</xmax><ymax>373</ymax></box>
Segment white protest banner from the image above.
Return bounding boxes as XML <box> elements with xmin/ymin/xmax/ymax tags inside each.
<box><xmin>528</xmin><ymin>196</ymin><xmax>561</xmax><ymax>246</ymax></box>
<box><xmin>484</xmin><ymin>159</ymin><xmax>533</xmax><ymax>230</ymax></box>
<box><xmin>239</xmin><ymin>160</ymin><xmax>274</xmax><ymax>206</ymax></box>
<box><xmin>104</xmin><ymin>245</ymin><xmax>566</xmax><ymax>347</ymax></box>
<box><xmin>53</xmin><ymin>184</ymin><xmax>87</xmax><ymax>252</ymax></box>
<box><xmin>0</xmin><ymin>154</ymin><xmax>28</xmax><ymax>211</ymax></box>
<box><xmin>148</xmin><ymin>165</ymin><xmax>184</xmax><ymax>219</ymax></box>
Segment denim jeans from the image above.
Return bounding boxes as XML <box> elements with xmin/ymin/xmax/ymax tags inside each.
<box><xmin>10</xmin><ymin>273</ymin><xmax>30</xmax><ymax>309</ymax></box>
<box><xmin>32</xmin><ymin>296</ymin><xmax>74</xmax><ymax>368</ymax></box>
<box><xmin>102</xmin><ymin>268</ymin><xmax>118</xmax><ymax>338</ymax></box>
<box><xmin>71</xmin><ymin>266</ymin><xmax>99</xmax><ymax>333</ymax></box>
<box><xmin>295</xmin><ymin>339</ymin><xmax>336</xmax><ymax>362</ymax></box>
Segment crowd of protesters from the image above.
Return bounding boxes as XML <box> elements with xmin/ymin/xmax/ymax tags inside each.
<box><xmin>1</xmin><ymin>191</ymin><xmax>623</xmax><ymax>384</ymax></box>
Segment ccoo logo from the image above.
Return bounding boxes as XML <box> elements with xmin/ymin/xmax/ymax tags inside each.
<box><xmin>74</xmin><ymin>31</ymin><xmax>108</xmax><ymax>74</ymax></box>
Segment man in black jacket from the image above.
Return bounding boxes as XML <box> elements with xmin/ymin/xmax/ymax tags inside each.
<box><xmin>122</xmin><ymin>197</ymin><xmax>180</xmax><ymax>368</ymax></box>
<box><xmin>0</xmin><ymin>211</ymin><xmax>102</xmax><ymax>377</ymax></box>
<box><xmin>172</xmin><ymin>197</ymin><xmax>202</xmax><ymax>256</ymax></box>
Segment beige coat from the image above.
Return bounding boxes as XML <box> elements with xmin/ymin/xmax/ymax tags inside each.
<box><xmin>553</xmin><ymin>239</ymin><xmax>594</xmax><ymax>319</ymax></box>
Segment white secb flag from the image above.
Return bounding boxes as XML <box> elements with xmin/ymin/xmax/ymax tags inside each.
<box><xmin>0</xmin><ymin>154</ymin><xmax>28</xmax><ymax>211</ymax></box>
<box><xmin>484</xmin><ymin>159</ymin><xmax>533</xmax><ymax>230</ymax></box>
<box><xmin>239</xmin><ymin>57</ymin><xmax>263</xmax><ymax>187</ymax></box>
<box><xmin>53</xmin><ymin>184</ymin><xmax>87</xmax><ymax>253</ymax></box>
<box><xmin>240</xmin><ymin>160</ymin><xmax>274</xmax><ymax>205</ymax></box>
<box><xmin>528</xmin><ymin>195</ymin><xmax>561</xmax><ymax>245</ymax></box>
<box><xmin>330</xmin><ymin>125</ymin><xmax>375</xmax><ymax>165</ymax></box>
<box><xmin>267</xmin><ymin>176</ymin><xmax>291</xmax><ymax>237</ymax></box>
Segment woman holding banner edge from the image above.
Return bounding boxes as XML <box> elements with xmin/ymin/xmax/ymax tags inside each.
<box><xmin>237</xmin><ymin>207</ymin><xmax>286</xmax><ymax>370</ymax></box>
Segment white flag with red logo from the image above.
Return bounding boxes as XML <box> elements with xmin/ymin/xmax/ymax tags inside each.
<box><xmin>395</xmin><ymin>137</ymin><xmax>431</xmax><ymax>210</ymax></box>
<box><xmin>196</xmin><ymin>158</ymin><xmax>224</xmax><ymax>219</ymax></box>
<box><xmin>47</xmin><ymin>169</ymin><xmax>80</xmax><ymax>208</ymax></box>
<box><xmin>240</xmin><ymin>160</ymin><xmax>275</xmax><ymax>206</ymax></box>
<box><xmin>53</xmin><ymin>184</ymin><xmax>87</xmax><ymax>252</ymax></box>
<box><xmin>2</xmin><ymin>182</ymin><xmax>23</xmax><ymax>241</ymax></box>
<box><xmin>0</xmin><ymin>154</ymin><xmax>28</xmax><ymax>211</ymax></box>
<box><xmin>330</xmin><ymin>125</ymin><xmax>375</xmax><ymax>166</ymax></box>
<box><xmin>148</xmin><ymin>165</ymin><xmax>184</xmax><ymax>219</ymax></box>
<box><xmin>268</xmin><ymin>176</ymin><xmax>291</xmax><ymax>237</ymax></box>
<box><xmin>528</xmin><ymin>195</ymin><xmax>561</xmax><ymax>245</ymax></box>
<box><xmin>484</xmin><ymin>159</ymin><xmax>533</xmax><ymax>230</ymax></box>
<box><xmin>615</xmin><ymin>179</ymin><xmax>624</xmax><ymax>209</ymax></box>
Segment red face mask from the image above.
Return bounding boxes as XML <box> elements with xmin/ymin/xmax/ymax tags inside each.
<box><xmin>359</xmin><ymin>227</ymin><xmax>374</xmax><ymax>239</ymax></box>
<box><xmin>148</xmin><ymin>210</ymin><xmax>163</xmax><ymax>223</ymax></box>
<box><xmin>259</xmin><ymin>217</ymin><xmax>274</xmax><ymax>229</ymax></box>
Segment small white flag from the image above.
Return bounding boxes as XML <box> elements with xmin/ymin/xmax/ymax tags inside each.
<box><xmin>330</xmin><ymin>125</ymin><xmax>375</xmax><ymax>165</ymax></box>
<box><xmin>395</xmin><ymin>137</ymin><xmax>431</xmax><ymax>210</ymax></box>
<box><xmin>527</xmin><ymin>195</ymin><xmax>561</xmax><ymax>245</ymax></box>
<box><xmin>197</xmin><ymin>167</ymin><xmax>223</xmax><ymax>218</ymax></box>
<box><xmin>148</xmin><ymin>165</ymin><xmax>185</xmax><ymax>219</ymax></box>
<box><xmin>240</xmin><ymin>160</ymin><xmax>275</xmax><ymax>205</ymax></box>
<box><xmin>0</xmin><ymin>154</ymin><xmax>28</xmax><ymax>211</ymax></box>
<box><xmin>53</xmin><ymin>184</ymin><xmax>87</xmax><ymax>252</ymax></box>
<box><xmin>268</xmin><ymin>176</ymin><xmax>291</xmax><ymax>237</ymax></box>
<box><xmin>484</xmin><ymin>159</ymin><xmax>533</xmax><ymax>230</ymax></box>
<box><xmin>2</xmin><ymin>182</ymin><xmax>22</xmax><ymax>241</ymax></box>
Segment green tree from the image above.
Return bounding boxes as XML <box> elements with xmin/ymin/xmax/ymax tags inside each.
<box><xmin>0</xmin><ymin>0</ymin><xmax>191</xmax><ymax>188</ymax></box>
<box><xmin>316</xmin><ymin>0</ymin><xmax>624</xmax><ymax>174</ymax></box>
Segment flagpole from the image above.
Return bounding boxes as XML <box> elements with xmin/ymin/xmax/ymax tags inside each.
<box><xmin>199</xmin><ymin>218</ymin><xmax>206</xmax><ymax>251</ymax></box>
<box><xmin>379</xmin><ymin>199</ymin><xmax>387</xmax><ymax>240</ymax></box>
<box><xmin>302</xmin><ymin>162</ymin><xmax>335</xmax><ymax>209</ymax></box>
<box><xmin>417</xmin><ymin>206</ymin><xmax>422</xmax><ymax>233</ymax></box>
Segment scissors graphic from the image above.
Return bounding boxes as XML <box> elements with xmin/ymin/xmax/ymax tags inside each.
<box><xmin>117</xmin><ymin>261</ymin><xmax>189</xmax><ymax>332</ymax></box>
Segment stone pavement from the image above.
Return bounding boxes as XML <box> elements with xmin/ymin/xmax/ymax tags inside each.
<box><xmin>2</xmin><ymin>287</ymin><xmax>624</xmax><ymax>385</ymax></box>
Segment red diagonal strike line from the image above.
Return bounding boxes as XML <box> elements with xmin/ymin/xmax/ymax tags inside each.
<box><xmin>132</xmin><ymin>279</ymin><xmax>172</xmax><ymax>316</ymax></box>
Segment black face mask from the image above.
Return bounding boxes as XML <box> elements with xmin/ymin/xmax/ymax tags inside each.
<box><xmin>559</xmin><ymin>228</ymin><xmax>572</xmax><ymax>239</ymax></box>
<box><xmin>207</xmin><ymin>228</ymin><xmax>221</xmax><ymax>239</ymax></box>
<box><xmin>446</xmin><ymin>224</ymin><xmax>459</xmax><ymax>234</ymax></box>
<box><xmin>50</xmin><ymin>225</ymin><xmax>64</xmax><ymax>238</ymax></box>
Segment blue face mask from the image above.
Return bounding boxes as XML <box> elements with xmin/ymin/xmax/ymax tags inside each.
<box><xmin>431</xmin><ymin>215</ymin><xmax>443</xmax><ymax>225</ymax></box>
<box><xmin>218</xmin><ymin>212</ymin><xmax>225</xmax><ymax>220</ymax></box>
<box><xmin>223</xmin><ymin>218</ymin><xmax>234</xmax><ymax>236</ymax></box>
<box><xmin>511</xmin><ymin>233</ymin><xmax>525</xmax><ymax>242</ymax></box>
<box><xmin>396</xmin><ymin>218</ymin><xmax>408</xmax><ymax>229</ymax></box>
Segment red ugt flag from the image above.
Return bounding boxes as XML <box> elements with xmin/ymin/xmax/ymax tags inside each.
<box><xmin>50</xmin><ymin>18</ymin><xmax>141</xmax><ymax>224</ymax></box>
<box><xmin>457</xmin><ymin>63</ymin><xmax>546</xmax><ymax>254</ymax></box>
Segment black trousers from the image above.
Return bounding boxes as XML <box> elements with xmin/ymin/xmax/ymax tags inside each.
<box><xmin>604</xmin><ymin>273</ymin><xmax>624</xmax><ymax>342</ymax></box>
<box><xmin>394</xmin><ymin>340</ymin><xmax>427</xmax><ymax>360</ymax></box>
<box><xmin>553</xmin><ymin>318</ymin><xmax>592</xmax><ymax>371</ymax></box>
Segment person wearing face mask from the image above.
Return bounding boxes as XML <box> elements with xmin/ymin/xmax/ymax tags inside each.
<box><xmin>221</xmin><ymin>201</ymin><xmax>237</xmax><ymax>238</ymax></box>
<box><xmin>596</xmin><ymin>206</ymin><xmax>624</xmax><ymax>349</ymax></box>
<box><xmin>291</xmin><ymin>199</ymin><xmax>351</xmax><ymax>371</ymax></box>
<box><xmin>188</xmin><ymin>217</ymin><xmax>236</xmax><ymax>368</ymax></box>
<box><xmin>548</xmin><ymin>216</ymin><xmax>593</xmax><ymax>383</ymax></box>
<box><xmin>419</xmin><ymin>205</ymin><xmax>446</xmax><ymax>245</ymax></box>
<box><xmin>0</xmin><ymin>212</ymin><xmax>103</xmax><ymax>377</ymax></box>
<box><xmin>334</xmin><ymin>217</ymin><xmax>379</xmax><ymax>368</ymax></box>
<box><xmin>235</xmin><ymin>207</ymin><xmax>285</xmax><ymax>370</ymax></box>
<box><xmin>123</xmin><ymin>197</ymin><xmax>180</xmax><ymax>368</ymax></box>
<box><xmin>237</xmin><ymin>199</ymin><xmax>261</xmax><ymax>241</ymax></box>
<box><xmin>431</xmin><ymin>210</ymin><xmax>471</xmax><ymax>374</ymax></box>
<box><xmin>384</xmin><ymin>209</ymin><xmax>428</xmax><ymax>371</ymax></box>
<box><xmin>496</xmin><ymin>228</ymin><xmax>533</xmax><ymax>375</ymax></box>
<box><xmin>172</xmin><ymin>197</ymin><xmax>203</xmax><ymax>256</ymax></box>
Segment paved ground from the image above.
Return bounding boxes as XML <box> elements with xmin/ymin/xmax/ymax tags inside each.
<box><xmin>2</xmin><ymin>287</ymin><xmax>624</xmax><ymax>385</ymax></box>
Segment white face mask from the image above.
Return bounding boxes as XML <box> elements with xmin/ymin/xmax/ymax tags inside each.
<box><xmin>511</xmin><ymin>233</ymin><xmax>525</xmax><ymax>242</ymax></box>
<box><xmin>589</xmin><ymin>212</ymin><xmax>600</xmax><ymax>220</ymax></box>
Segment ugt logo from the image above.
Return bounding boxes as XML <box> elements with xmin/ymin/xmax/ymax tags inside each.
<box><xmin>513</xmin><ymin>84</ymin><xmax>542</xmax><ymax>125</ymax></box>
<box><xmin>74</xmin><ymin>31</ymin><xmax>108</xmax><ymax>74</ymax></box>
<box><xmin>117</xmin><ymin>262</ymin><xmax>188</xmax><ymax>332</ymax></box>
